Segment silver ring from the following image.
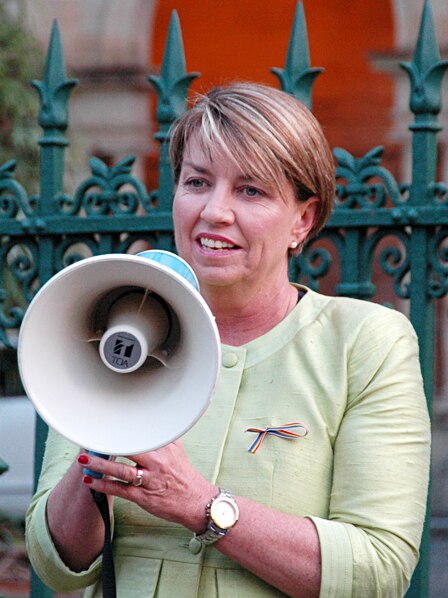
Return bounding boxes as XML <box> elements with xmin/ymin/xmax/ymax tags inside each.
<box><xmin>132</xmin><ymin>468</ymin><xmax>144</xmax><ymax>487</ymax></box>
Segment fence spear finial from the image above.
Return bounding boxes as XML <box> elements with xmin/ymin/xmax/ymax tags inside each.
<box><xmin>400</xmin><ymin>0</ymin><xmax>448</xmax><ymax>116</ymax></box>
<box><xmin>148</xmin><ymin>10</ymin><xmax>199</xmax><ymax>124</ymax></box>
<box><xmin>31</xmin><ymin>19</ymin><xmax>78</xmax><ymax>130</ymax></box>
<box><xmin>271</xmin><ymin>1</ymin><xmax>323</xmax><ymax>110</ymax></box>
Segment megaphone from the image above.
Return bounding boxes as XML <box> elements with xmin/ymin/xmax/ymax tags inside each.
<box><xmin>17</xmin><ymin>250</ymin><xmax>221</xmax><ymax>457</ymax></box>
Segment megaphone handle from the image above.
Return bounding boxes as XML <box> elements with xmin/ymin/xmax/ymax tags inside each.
<box><xmin>83</xmin><ymin>451</ymin><xmax>110</xmax><ymax>479</ymax></box>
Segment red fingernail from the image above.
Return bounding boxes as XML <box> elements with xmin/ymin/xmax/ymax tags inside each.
<box><xmin>78</xmin><ymin>455</ymin><xmax>89</xmax><ymax>464</ymax></box>
<box><xmin>83</xmin><ymin>475</ymin><xmax>93</xmax><ymax>484</ymax></box>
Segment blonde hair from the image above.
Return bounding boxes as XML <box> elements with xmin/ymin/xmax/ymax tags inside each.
<box><xmin>169</xmin><ymin>82</ymin><xmax>335</xmax><ymax>241</ymax></box>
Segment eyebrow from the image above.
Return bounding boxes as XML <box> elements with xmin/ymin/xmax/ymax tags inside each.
<box><xmin>181</xmin><ymin>161</ymin><xmax>256</xmax><ymax>183</ymax></box>
<box><xmin>182</xmin><ymin>161</ymin><xmax>211</xmax><ymax>175</ymax></box>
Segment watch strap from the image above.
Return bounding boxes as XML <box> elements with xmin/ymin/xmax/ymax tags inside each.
<box><xmin>191</xmin><ymin>488</ymin><xmax>238</xmax><ymax>548</ymax></box>
<box><xmin>194</xmin><ymin>522</ymin><xmax>228</xmax><ymax>545</ymax></box>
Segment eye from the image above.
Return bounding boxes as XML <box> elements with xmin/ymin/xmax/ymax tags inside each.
<box><xmin>242</xmin><ymin>186</ymin><xmax>263</xmax><ymax>198</ymax></box>
<box><xmin>184</xmin><ymin>178</ymin><xmax>205</xmax><ymax>189</ymax></box>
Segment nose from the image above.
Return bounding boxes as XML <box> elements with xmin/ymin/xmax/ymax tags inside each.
<box><xmin>200</xmin><ymin>184</ymin><xmax>235</xmax><ymax>225</ymax></box>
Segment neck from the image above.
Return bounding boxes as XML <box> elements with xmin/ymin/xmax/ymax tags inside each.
<box><xmin>202</xmin><ymin>281</ymin><xmax>299</xmax><ymax>346</ymax></box>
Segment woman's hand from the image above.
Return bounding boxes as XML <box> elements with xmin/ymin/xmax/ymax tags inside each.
<box><xmin>44</xmin><ymin>441</ymin><xmax>214</xmax><ymax>573</ymax></box>
<box><xmin>46</xmin><ymin>452</ymin><xmax>112</xmax><ymax>572</ymax></box>
<box><xmin>78</xmin><ymin>440</ymin><xmax>216</xmax><ymax>533</ymax></box>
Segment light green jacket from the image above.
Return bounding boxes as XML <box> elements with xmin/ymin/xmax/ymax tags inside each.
<box><xmin>26</xmin><ymin>288</ymin><xmax>431</xmax><ymax>597</ymax></box>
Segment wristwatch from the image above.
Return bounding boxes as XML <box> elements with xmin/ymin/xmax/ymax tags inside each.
<box><xmin>190</xmin><ymin>488</ymin><xmax>239</xmax><ymax>551</ymax></box>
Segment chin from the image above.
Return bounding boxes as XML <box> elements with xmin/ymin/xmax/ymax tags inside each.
<box><xmin>194</xmin><ymin>267</ymin><xmax>238</xmax><ymax>287</ymax></box>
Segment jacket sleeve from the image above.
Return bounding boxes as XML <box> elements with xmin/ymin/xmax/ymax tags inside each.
<box><xmin>310</xmin><ymin>308</ymin><xmax>431</xmax><ymax>598</ymax></box>
<box><xmin>25</xmin><ymin>428</ymin><xmax>103</xmax><ymax>592</ymax></box>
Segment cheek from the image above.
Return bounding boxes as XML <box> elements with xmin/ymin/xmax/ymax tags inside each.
<box><xmin>240</xmin><ymin>210</ymin><xmax>290</xmax><ymax>246</ymax></box>
<box><xmin>172</xmin><ymin>198</ymin><xmax>184</xmax><ymax>244</ymax></box>
<box><xmin>172</xmin><ymin>197</ymin><xmax>188</xmax><ymax>233</ymax></box>
<box><xmin>172</xmin><ymin>194</ymin><xmax>181</xmax><ymax>223</ymax></box>
<box><xmin>173</xmin><ymin>196</ymin><xmax>197</xmax><ymax>254</ymax></box>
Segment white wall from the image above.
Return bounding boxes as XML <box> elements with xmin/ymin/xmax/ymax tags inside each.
<box><xmin>0</xmin><ymin>397</ymin><xmax>35</xmax><ymax>518</ymax></box>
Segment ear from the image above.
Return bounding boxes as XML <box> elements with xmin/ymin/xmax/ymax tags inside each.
<box><xmin>291</xmin><ymin>196</ymin><xmax>320</xmax><ymax>245</ymax></box>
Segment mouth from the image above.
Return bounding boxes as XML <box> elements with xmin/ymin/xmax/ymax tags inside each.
<box><xmin>199</xmin><ymin>237</ymin><xmax>240</xmax><ymax>251</ymax></box>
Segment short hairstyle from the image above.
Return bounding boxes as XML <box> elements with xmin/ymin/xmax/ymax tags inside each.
<box><xmin>169</xmin><ymin>82</ymin><xmax>335</xmax><ymax>241</ymax></box>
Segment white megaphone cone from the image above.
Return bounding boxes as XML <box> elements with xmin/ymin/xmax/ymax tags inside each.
<box><xmin>17</xmin><ymin>250</ymin><xmax>221</xmax><ymax>458</ymax></box>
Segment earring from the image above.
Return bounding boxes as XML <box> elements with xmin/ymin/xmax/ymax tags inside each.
<box><xmin>290</xmin><ymin>241</ymin><xmax>298</xmax><ymax>249</ymax></box>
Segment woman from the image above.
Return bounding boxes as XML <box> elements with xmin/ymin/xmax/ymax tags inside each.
<box><xmin>26</xmin><ymin>83</ymin><xmax>430</xmax><ymax>597</ymax></box>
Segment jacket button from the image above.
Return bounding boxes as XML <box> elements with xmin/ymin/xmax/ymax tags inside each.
<box><xmin>222</xmin><ymin>352</ymin><xmax>238</xmax><ymax>368</ymax></box>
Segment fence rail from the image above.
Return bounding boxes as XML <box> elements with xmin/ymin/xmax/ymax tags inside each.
<box><xmin>0</xmin><ymin>1</ymin><xmax>446</xmax><ymax>596</ymax></box>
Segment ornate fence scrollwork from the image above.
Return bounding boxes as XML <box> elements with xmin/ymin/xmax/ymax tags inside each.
<box><xmin>429</xmin><ymin>228</ymin><xmax>448</xmax><ymax>298</ymax></box>
<box><xmin>72</xmin><ymin>156</ymin><xmax>149</xmax><ymax>217</ymax></box>
<box><xmin>334</xmin><ymin>146</ymin><xmax>402</xmax><ymax>209</ymax></box>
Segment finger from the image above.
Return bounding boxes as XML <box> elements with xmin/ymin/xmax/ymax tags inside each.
<box><xmin>77</xmin><ymin>453</ymin><xmax>138</xmax><ymax>483</ymax></box>
<box><xmin>82</xmin><ymin>474</ymin><xmax>142</xmax><ymax>501</ymax></box>
<box><xmin>130</xmin><ymin>468</ymin><xmax>145</xmax><ymax>487</ymax></box>
<box><xmin>83</xmin><ymin>469</ymin><xmax>168</xmax><ymax>502</ymax></box>
<box><xmin>123</xmin><ymin>439</ymin><xmax>183</xmax><ymax>462</ymax></box>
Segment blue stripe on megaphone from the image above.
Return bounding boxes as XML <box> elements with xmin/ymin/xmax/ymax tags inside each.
<box><xmin>137</xmin><ymin>250</ymin><xmax>199</xmax><ymax>291</ymax></box>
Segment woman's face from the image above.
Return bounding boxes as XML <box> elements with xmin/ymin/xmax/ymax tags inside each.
<box><xmin>173</xmin><ymin>134</ymin><xmax>317</xmax><ymax>296</ymax></box>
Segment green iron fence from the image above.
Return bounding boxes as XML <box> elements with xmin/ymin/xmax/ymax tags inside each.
<box><xmin>0</xmin><ymin>1</ymin><xmax>447</xmax><ymax>596</ymax></box>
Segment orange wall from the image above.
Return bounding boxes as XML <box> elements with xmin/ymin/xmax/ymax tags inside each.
<box><xmin>152</xmin><ymin>0</ymin><xmax>395</xmax><ymax>158</ymax></box>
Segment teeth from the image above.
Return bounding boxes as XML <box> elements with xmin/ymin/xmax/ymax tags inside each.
<box><xmin>200</xmin><ymin>237</ymin><xmax>236</xmax><ymax>249</ymax></box>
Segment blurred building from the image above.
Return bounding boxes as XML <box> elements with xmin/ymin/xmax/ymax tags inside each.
<box><xmin>22</xmin><ymin>0</ymin><xmax>448</xmax><ymax>184</ymax></box>
<box><xmin>23</xmin><ymin>0</ymin><xmax>158</xmax><ymax>183</ymax></box>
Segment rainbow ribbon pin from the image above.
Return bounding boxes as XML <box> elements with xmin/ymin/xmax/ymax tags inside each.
<box><xmin>245</xmin><ymin>422</ymin><xmax>308</xmax><ymax>454</ymax></box>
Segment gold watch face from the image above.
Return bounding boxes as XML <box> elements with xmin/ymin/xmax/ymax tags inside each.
<box><xmin>210</xmin><ymin>497</ymin><xmax>239</xmax><ymax>529</ymax></box>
